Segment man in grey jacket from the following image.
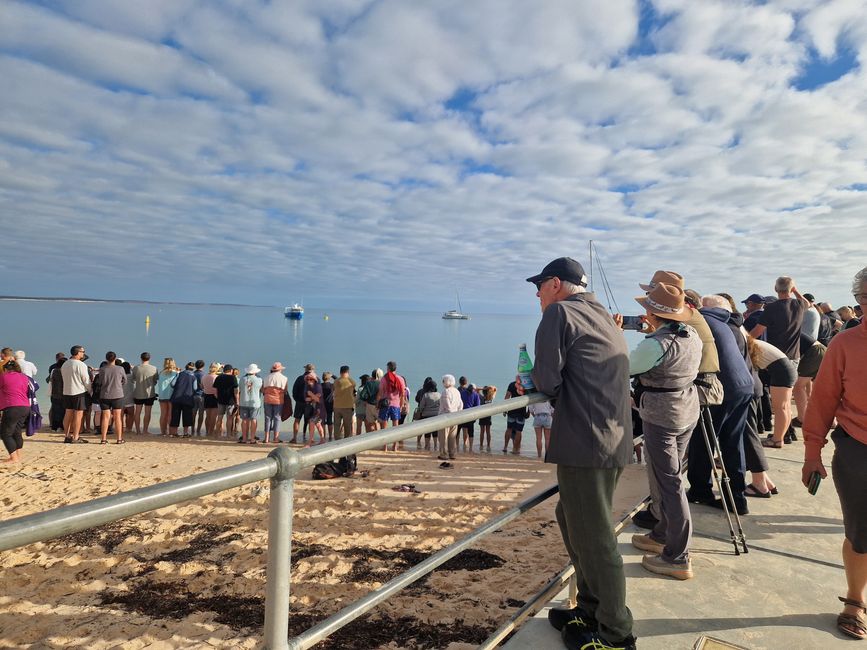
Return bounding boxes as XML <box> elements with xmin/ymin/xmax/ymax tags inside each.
<box><xmin>527</xmin><ymin>257</ymin><xmax>635</xmax><ymax>650</ymax></box>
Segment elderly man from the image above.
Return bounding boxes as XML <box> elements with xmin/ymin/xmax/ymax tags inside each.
<box><xmin>742</xmin><ymin>294</ymin><xmax>766</xmax><ymax>332</ymax></box>
<box><xmin>750</xmin><ymin>276</ymin><xmax>809</xmax><ymax>447</ymax></box>
<box><xmin>528</xmin><ymin>257</ymin><xmax>635</xmax><ymax>650</ymax></box>
<box><xmin>802</xmin><ymin>267</ymin><xmax>867</xmax><ymax>640</ymax></box>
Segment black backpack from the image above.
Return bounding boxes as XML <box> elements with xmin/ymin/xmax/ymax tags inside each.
<box><xmin>312</xmin><ymin>455</ymin><xmax>357</xmax><ymax>480</ymax></box>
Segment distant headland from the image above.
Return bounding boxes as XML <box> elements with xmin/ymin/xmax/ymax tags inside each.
<box><xmin>0</xmin><ymin>295</ymin><xmax>276</xmax><ymax>308</ymax></box>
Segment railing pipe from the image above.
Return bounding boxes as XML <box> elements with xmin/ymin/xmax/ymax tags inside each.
<box><xmin>0</xmin><ymin>457</ymin><xmax>278</xmax><ymax>551</ymax></box>
<box><xmin>264</xmin><ymin>447</ymin><xmax>298</xmax><ymax>650</ymax></box>
<box><xmin>288</xmin><ymin>484</ymin><xmax>558</xmax><ymax>650</ymax></box>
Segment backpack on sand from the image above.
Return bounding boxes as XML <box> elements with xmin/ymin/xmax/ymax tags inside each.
<box><xmin>312</xmin><ymin>455</ymin><xmax>357</xmax><ymax>480</ymax></box>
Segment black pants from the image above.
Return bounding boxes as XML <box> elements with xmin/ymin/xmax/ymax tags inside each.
<box><xmin>687</xmin><ymin>394</ymin><xmax>750</xmax><ymax>508</ymax></box>
<box><xmin>743</xmin><ymin>397</ymin><xmax>769</xmax><ymax>473</ymax></box>
<box><xmin>1</xmin><ymin>406</ymin><xmax>29</xmax><ymax>454</ymax></box>
<box><xmin>49</xmin><ymin>397</ymin><xmax>66</xmax><ymax>431</ymax></box>
<box><xmin>758</xmin><ymin>369</ymin><xmax>772</xmax><ymax>431</ymax></box>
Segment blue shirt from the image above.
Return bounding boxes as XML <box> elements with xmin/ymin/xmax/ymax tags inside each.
<box><xmin>239</xmin><ymin>374</ymin><xmax>263</xmax><ymax>408</ymax></box>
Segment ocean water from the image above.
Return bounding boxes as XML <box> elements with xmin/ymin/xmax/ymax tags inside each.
<box><xmin>3</xmin><ymin>300</ymin><xmax>643</xmax><ymax>443</ymax></box>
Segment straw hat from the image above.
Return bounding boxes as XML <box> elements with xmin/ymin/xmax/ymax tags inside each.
<box><xmin>639</xmin><ymin>270</ymin><xmax>685</xmax><ymax>292</ymax></box>
<box><xmin>635</xmin><ymin>283</ymin><xmax>691</xmax><ymax>322</ymax></box>
<box><xmin>271</xmin><ymin>362</ymin><xmax>285</xmax><ymax>372</ymax></box>
<box><xmin>245</xmin><ymin>363</ymin><xmax>261</xmax><ymax>374</ymax></box>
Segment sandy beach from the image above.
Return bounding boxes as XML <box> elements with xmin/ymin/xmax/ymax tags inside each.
<box><xmin>0</xmin><ymin>430</ymin><xmax>646</xmax><ymax>649</ymax></box>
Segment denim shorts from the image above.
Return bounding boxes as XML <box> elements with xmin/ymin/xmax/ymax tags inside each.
<box><xmin>379</xmin><ymin>405</ymin><xmax>401</xmax><ymax>422</ymax></box>
<box><xmin>506</xmin><ymin>415</ymin><xmax>526</xmax><ymax>432</ymax></box>
<box><xmin>533</xmin><ymin>413</ymin><xmax>553</xmax><ymax>429</ymax></box>
<box><xmin>239</xmin><ymin>406</ymin><xmax>260</xmax><ymax>421</ymax></box>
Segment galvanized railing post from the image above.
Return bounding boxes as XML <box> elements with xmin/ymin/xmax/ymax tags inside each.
<box><xmin>264</xmin><ymin>446</ymin><xmax>300</xmax><ymax>650</ymax></box>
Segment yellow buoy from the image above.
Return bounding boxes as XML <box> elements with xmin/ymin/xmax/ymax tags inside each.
<box><xmin>324</xmin><ymin>314</ymin><xmax>329</xmax><ymax>321</ymax></box>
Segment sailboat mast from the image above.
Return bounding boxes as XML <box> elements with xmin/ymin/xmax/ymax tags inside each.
<box><xmin>589</xmin><ymin>240</ymin><xmax>593</xmax><ymax>292</ymax></box>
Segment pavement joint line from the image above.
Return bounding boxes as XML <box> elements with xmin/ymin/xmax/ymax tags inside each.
<box><xmin>694</xmin><ymin>531</ymin><xmax>844</xmax><ymax>570</ymax></box>
<box><xmin>763</xmin><ymin>454</ymin><xmax>808</xmax><ymax>465</ymax></box>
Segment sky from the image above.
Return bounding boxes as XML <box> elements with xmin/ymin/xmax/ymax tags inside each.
<box><xmin>1</xmin><ymin>0</ymin><xmax>865</xmax><ymax>314</ymax></box>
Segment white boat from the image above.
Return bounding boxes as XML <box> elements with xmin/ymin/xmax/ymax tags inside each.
<box><xmin>442</xmin><ymin>292</ymin><xmax>469</xmax><ymax>320</ymax></box>
<box><xmin>284</xmin><ymin>303</ymin><xmax>304</xmax><ymax>320</ymax></box>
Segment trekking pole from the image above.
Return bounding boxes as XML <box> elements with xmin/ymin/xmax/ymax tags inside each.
<box><xmin>697</xmin><ymin>407</ymin><xmax>740</xmax><ymax>555</ymax></box>
<box><xmin>702</xmin><ymin>408</ymin><xmax>748</xmax><ymax>554</ymax></box>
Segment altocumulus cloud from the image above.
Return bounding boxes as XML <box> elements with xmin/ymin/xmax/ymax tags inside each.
<box><xmin>1</xmin><ymin>0</ymin><xmax>865</xmax><ymax>312</ymax></box>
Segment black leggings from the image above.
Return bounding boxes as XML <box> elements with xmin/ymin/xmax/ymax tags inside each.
<box><xmin>1</xmin><ymin>406</ymin><xmax>29</xmax><ymax>454</ymax></box>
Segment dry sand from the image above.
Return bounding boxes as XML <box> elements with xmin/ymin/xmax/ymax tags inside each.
<box><xmin>0</xmin><ymin>430</ymin><xmax>646</xmax><ymax>649</ymax></box>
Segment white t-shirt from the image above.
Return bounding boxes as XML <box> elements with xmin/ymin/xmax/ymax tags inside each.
<box><xmin>753</xmin><ymin>338</ymin><xmax>788</xmax><ymax>370</ymax></box>
<box><xmin>61</xmin><ymin>358</ymin><xmax>91</xmax><ymax>395</ymax></box>
<box><xmin>16</xmin><ymin>359</ymin><xmax>38</xmax><ymax>379</ymax></box>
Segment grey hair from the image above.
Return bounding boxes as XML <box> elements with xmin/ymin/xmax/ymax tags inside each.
<box><xmin>701</xmin><ymin>295</ymin><xmax>731</xmax><ymax>310</ymax></box>
<box><xmin>559</xmin><ymin>280</ymin><xmax>586</xmax><ymax>295</ymax></box>
<box><xmin>442</xmin><ymin>374</ymin><xmax>455</xmax><ymax>388</ymax></box>
<box><xmin>775</xmin><ymin>276</ymin><xmax>794</xmax><ymax>292</ymax></box>
<box><xmin>852</xmin><ymin>267</ymin><xmax>867</xmax><ymax>295</ymax></box>
<box><xmin>14</xmin><ymin>350</ymin><xmax>25</xmax><ymax>360</ymax></box>
<box><xmin>373</xmin><ymin>368</ymin><xmax>383</xmax><ymax>379</ymax></box>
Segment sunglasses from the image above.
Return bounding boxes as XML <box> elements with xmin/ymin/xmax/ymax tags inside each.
<box><xmin>533</xmin><ymin>277</ymin><xmax>554</xmax><ymax>290</ymax></box>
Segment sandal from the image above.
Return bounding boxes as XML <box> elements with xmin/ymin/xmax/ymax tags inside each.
<box><xmin>100</xmin><ymin>440</ymin><xmax>108</xmax><ymax>445</ymax></box>
<box><xmin>761</xmin><ymin>438</ymin><xmax>782</xmax><ymax>449</ymax></box>
<box><xmin>837</xmin><ymin>597</ymin><xmax>867</xmax><ymax>640</ymax></box>
<box><xmin>117</xmin><ymin>439</ymin><xmax>125</xmax><ymax>444</ymax></box>
<box><xmin>744</xmin><ymin>484</ymin><xmax>771</xmax><ymax>498</ymax></box>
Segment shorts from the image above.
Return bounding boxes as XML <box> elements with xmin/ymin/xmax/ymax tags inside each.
<box><xmin>293</xmin><ymin>401</ymin><xmax>305</xmax><ymax>420</ymax></box>
<box><xmin>533</xmin><ymin>413</ymin><xmax>553</xmax><ymax>429</ymax></box>
<box><xmin>204</xmin><ymin>394</ymin><xmax>218</xmax><ymax>409</ymax></box>
<box><xmin>325</xmin><ymin>408</ymin><xmax>333</xmax><ymax>425</ymax></box>
<box><xmin>478</xmin><ymin>416</ymin><xmax>492</xmax><ymax>426</ymax></box>
<box><xmin>365</xmin><ymin>403</ymin><xmax>379</xmax><ymax>424</ymax></box>
<box><xmin>379</xmin><ymin>405</ymin><xmax>401</xmax><ymax>422</ymax></box>
<box><xmin>63</xmin><ymin>393</ymin><xmax>88</xmax><ymax>411</ymax></box>
<box><xmin>134</xmin><ymin>396</ymin><xmax>157</xmax><ymax>406</ymax></box>
<box><xmin>193</xmin><ymin>394</ymin><xmax>205</xmax><ymax>413</ymax></box>
<box><xmin>100</xmin><ymin>397</ymin><xmax>124</xmax><ymax>411</ymax></box>
<box><xmin>459</xmin><ymin>420</ymin><xmax>475</xmax><ymax>436</ymax></box>
<box><xmin>798</xmin><ymin>343</ymin><xmax>826</xmax><ymax>379</ymax></box>
<box><xmin>239</xmin><ymin>406</ymin><xmax>260</xmax><ymax>421</ymax></box>
<box><xmin>832</xmin><ymin>427</ymin><xmax>867</xmax><ymax>553</ymax></box>
<box><xmin>506</xmin><ymin>415</ymin><xmax>526</xmax><ymax>433</ymax></box>
<box><xmin>765</xmin><ymin>358</ymin><xmax>797</xmax><ymax>388</ymax></box>
<box><xmin>218</xmin><ymin>402</ymin><xmax>235</xmax><ymax>416</ymax></box>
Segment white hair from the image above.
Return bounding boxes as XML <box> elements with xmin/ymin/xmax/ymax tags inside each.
<box><xmin>775</xmin><ymin>276</ymin><xmax>794</xmax><ymax>293</ymax></box>
<box><xmin>852</xmin><ymin>267</ymin><xmax>867</xmax><ymax>295</ymax></box>
<box><xmin>373</xmin><ymin>368</ymin><xmax>383</xmax><ymax>379</ymax></box>
<box><xmin>442</xmin><ymin>374</ymin><xmax>455</xmax><ymax>388</ymax></box>
<box><xmin>701</xmin><ymin>295</ymin><xmax>731</xmax><ymax>310</ymax></box>
<box><xmin>14</xmin><ymin>350</ymin><xmax>25</xmax><ymax>360</ymax></box>
<box><xmin>560</xmin><ymin>280</ymin><xmax>586</xmax><ymax>295</ymax></box>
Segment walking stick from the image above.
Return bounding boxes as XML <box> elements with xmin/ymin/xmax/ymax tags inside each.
<box><xmin>697</xmin><ymin>406</ymin><xmax>748</xmax><ymax>554</ymax></box>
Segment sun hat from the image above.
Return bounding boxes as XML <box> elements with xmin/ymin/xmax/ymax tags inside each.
<box><xmin>271</xmin><ymin>362</ymin><xmax>284</xmax><ymax>372</ymax></box>
<box><xmin>639</xmin><ymin>270</ymin><xmax>685</xmax><ymax>292</ymax></box>
<box><xmin>635</xmin><ymin>283</ymin><xmax>691</xmax><ymax>322</ymax></box>
<box><xmin>245</xmin><ymin>363</ymin><xmax>261</xmax><ymax>375</ymax></box>
<box><xmin>741</xmin><ymin>293</ymin><xmax>765</xmax><ymax>305</ymax></box>
<box><xmin>525</xmin><ymin>257</ymin><xmax>588</xmax><ymax>288</ymax></box>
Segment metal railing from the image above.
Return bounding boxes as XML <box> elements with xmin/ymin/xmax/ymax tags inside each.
<box><xmin>0</xmin><ymin>392</ymin><xmax>559</xmax><ymax>649</ymax></box>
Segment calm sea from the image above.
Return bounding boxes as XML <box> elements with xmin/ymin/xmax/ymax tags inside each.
<box><xmin>3</xmin><ymin>300</ymin><xmax>643</xmax><ymax>441</ymax></box>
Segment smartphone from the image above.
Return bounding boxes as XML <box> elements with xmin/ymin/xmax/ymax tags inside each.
<box><xmin>808</xmin><ymin>471</ymin><xmax>822</xmax><ymax>495</ymax></box>
<box><xmin>621</xmin><ymin>315</ymin><xmax>644</xmax><ymax>331</ymax></box>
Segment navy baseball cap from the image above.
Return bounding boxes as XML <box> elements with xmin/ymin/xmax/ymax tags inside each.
<box><xmin>741</xmin><ymin>293</ymin><xmax>765</xmax><ymax>304</ymax></box>
<box><xmin>526</xmin><ymin>257</ymin><xmax>588</xmax><ymax>288</ymax></box>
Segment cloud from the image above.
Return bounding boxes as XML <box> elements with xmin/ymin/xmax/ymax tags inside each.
<box><xmin>1</xmin><ymin>0</ymin><xmax>865</xmax><ymax>313</ymax></box>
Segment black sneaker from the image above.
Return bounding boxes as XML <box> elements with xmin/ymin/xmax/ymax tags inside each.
<box><xmin>548</xmin><ymin>605</ymin><xmax>597</xmax><ymax>632</ymax></box>
<box><xmin>709</xmin><ymin>497</ymin><xmax>749</xmax><ymax>516</ymax></box>
<box><xmin>631</xmin><ymin>509</ymin><xmax>658</xmax><ymax>530</ymax></box>
<box><xmin>562</xmin><ymin>625</ymin><xmax>636</xmax><ymax>650</ymax></box>
<box><xmin>685</xmin><ymin>489</ymin><xmax>716</xmax><ymax>506</ymax></box>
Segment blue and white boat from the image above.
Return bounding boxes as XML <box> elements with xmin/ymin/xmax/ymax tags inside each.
<box><xmin>284</xmin><ymin>303</ymin><xmax>304</xmax><ymax>320</ymax></box>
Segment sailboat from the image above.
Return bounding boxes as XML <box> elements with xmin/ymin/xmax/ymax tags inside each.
<box><xmin>442</xmin><ymin>291</ymin><xmax>469</xmax><ymax>320</ymax></box>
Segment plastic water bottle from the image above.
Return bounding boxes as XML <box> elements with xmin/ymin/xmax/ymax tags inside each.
<box><xmin>517</xmin><ymin>344</ymin><xmax>536</xmax><ymax>391</ymax></box>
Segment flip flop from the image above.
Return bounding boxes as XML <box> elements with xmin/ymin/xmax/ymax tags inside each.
<box><xmin>439</xmin><ymin>462</ymin><xmax>453</xmax><ymax>469</ymax></box>
<box><xmin>744</xmin><ymin>484</ymin><xmax>771</xmax><ymax>498</ymax></box>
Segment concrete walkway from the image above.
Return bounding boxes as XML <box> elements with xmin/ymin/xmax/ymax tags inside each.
<box><xmin>503</xmin><ymin>439</ymin><xmax>854</xmax><ymax>649</ymax></box>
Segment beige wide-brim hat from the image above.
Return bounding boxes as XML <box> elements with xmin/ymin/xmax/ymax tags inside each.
<box><xmin>245</xmin><ymin>363</ymin><xmax>261</xmax><ymax>374</ymax></box>
<box><xmin>271</xmin><ymin>362</ymin><xmax>285</xmax><ymax>372</ymax></box>
<box><xmin>639</xmin><ymin>270</ymin><xmax>685</xmax><ymax>292</ymax></box>
<box><xmin>635</xmin><ymin>283</ymin><xmax>692</xmax><ymax>322</ymax></box>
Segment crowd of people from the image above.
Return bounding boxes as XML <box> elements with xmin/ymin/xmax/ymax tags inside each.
<box><xmin>526</xmin><ymin>257</ymin><xmax>866</xmax><ymax>650</ymax></box>
<box><xmin>0</xmin><ymin>346</ymin><xmax>558</xmax><ymax>466</ymax></box>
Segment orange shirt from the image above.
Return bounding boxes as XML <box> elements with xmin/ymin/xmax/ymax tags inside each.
<box><xmin>803</xmin><ymin>319</ymin><xmax>867</xmax><ymax>461</ymax></box>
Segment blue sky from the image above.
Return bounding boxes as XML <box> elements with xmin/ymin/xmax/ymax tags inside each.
<box><xmin>1</xmin><ymin>0</ymin><xmax>865</xmax><ymax>314</ymax></box>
